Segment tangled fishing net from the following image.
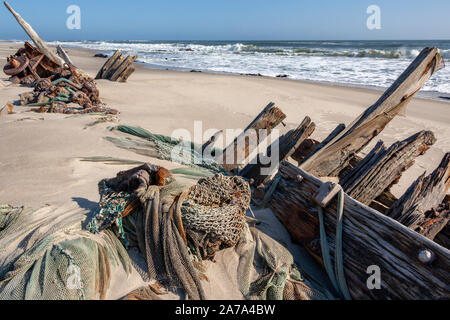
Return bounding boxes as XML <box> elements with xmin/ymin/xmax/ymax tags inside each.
<box><xmin>0</xmin><ymin>204</ymin><xmax>132</xmax><ymax>300</ymax></box>
<box><xmin>1</xmin><ymin>120</ymin><xmax>333</xmax><ymax>300</ymax></box>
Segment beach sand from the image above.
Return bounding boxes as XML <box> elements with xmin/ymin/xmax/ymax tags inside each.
<box><xmin>1</xmin><ymin>42</ymin><xmax>448</xmax><ymax>209</ymax></box>
<box><xmin>0</xmin><ymin>42</ymin><xmax>449</xmax><ymax>299</ymax></box>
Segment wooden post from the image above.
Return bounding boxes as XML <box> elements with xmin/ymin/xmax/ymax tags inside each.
<box><xmin>341</xmin><ymin>130</ymin><xmax>436</xmax><ymax>205</ymax></box>
<box><xmin>300</xmin><ymin>47</ymin><xmax>444</xmax><ymax>178</ymax></box>
<box><xmin>269</xmin><ymin>161</ymin><xmax>450</xmax><ymax>300</ymax></box>
<box><xmin>299</xmin><ymin>123</ymin><xmax>346</xmax><ymax>165</ymax></box>
<box><xmin>4</xmin><ymin>1</ymin><xmax>65</xmax><ymax>66</ymax></box>
<box><xmin>117</xmin><ymin>65</ymin><xmax>135</xmax><ymax>82</ymax></box>
<box><xmin>56</xmin><ymin>45</ymin><xmax>73</xmax><ymax>65</ymax></box>
<box><xmin>110</xmin><ymin>55</ymin><xmax>137</xmax><ymax>81</ymax></box>
<box><xmin>96</xmin><ymin>50</ymin><xmax>122</xmax><ymax>79</ymax></box>
<box><xmin>241</xmin><ymin>116</ymin><xmax>315</xmax><ymax>185</ymax></box>
<box><xmin>220</xmin><ymin>102</ymin><xmax>286</xmax><ymax>173</ymax></box>
<box><xmin>387</xmin><ymin>153</ymin><xmax>450</xmax><ymax>240</ymax></box>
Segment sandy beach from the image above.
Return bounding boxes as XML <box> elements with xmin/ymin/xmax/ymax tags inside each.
<box><xmin>1</xmin><ymin>42</ymin><xmax>449</xmax><ymax>210</ymax></box>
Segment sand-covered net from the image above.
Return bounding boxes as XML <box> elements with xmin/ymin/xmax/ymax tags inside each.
<box><xmin>0</xmin><ymin>161</ymin><xmax>333</xmax><ymax>300</ymax></box>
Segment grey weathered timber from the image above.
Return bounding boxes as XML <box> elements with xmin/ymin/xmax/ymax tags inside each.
<box><xmin>96</xmin><ymin>50</ymin><xmax>137</xmax><ymax>82</ymax></box>
<box><xmin>110</xmin><ymin>55</ymin><xmax>137</xmax><ymax>81</ymax></box>
<box><xmin>117</xmin><ymin>65</ymin><xmax>135</xmax><ymax>82</ymax></box>
<box><xmin>96</xmin><ymin>50</ymin><xmax>122</xmax><ymax>79</ymax></box>
<box><xmin>386</xmin><ymin>153</ymin><xmax>450</xmax><ymax>239</ymax></box>
<box><xmin>269</xmin><ymin>161</ymin><xmax>450</xmax><ymax>300</ymax></box>
<box><xmin>341</xmin><ymin>130</ymin><xmax>436</xmax><ymax>205</ymax></box>
<box><xmin>103</xmin><ymin>54</ymin><xmax>126</xmax><ymax>79</ymax></box>
<box><xmin>300</xmin><ymin>47</ymin><xmax>444</xmax><ymax>177</ymax></box>
<box><xmin>56</xmin><ymin>45</ymin><xmax>73</xmax><ymax>65</ymax></box>
<box><xmin>240</xmin><ymin>116</ymin><xmax>315</xmax><ymax>185</ymax></box>
<box><xmin>298</xmin><ymin>123</ymin><xmax>346</xmax><ymax>165</ymax></box>
<box><xmin>4</xmin><ymin>1</ymin><xmax>65</xmax><ymax>66</ymax></box>
<box><xmin>220</xmin><ymin>102</ymin><xmax>286</xmax><ymax>173</ymax></box>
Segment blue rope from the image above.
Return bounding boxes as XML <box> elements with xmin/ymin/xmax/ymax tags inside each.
<box><xmin>318</xmin><ymin>187</ymin><xmax>352</xmax><ymax>300</ymax></box>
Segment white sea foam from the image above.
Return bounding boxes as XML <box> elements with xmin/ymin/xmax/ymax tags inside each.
<box><xmin>47</xmin><ymin>40</ymin><xmax>450</xmax><ymax>96</ymax></box>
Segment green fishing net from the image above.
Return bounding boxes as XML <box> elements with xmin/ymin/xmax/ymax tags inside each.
<box><xmin>106</xmin><ymin>125</ymin><xmax>226</xmax><ymax>173</ymax></box>
<box><xmin>0</xmin><ymin>204</ymin><xmax>132</xmax><ymax>300</ymax></box>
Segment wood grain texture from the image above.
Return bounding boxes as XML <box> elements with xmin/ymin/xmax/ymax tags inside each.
<box><xmin>387</xmin><ymin>153</ymin><xmax>450</xmax><ymax>239</ymax></box>
<box><xmin>300</xmin><ymin>47</ymin><xmax>444</xmax><ymax>177</ymax></box>
<box><xmin>341</xmin><ymin>130</ymin><xmax>436</xmax><ymax>205</ymax></box>
<box><xmin>220</xmin><ymin>102</ymin><xmax>286</xmax><ymax>173</ymax></box>
<box><xmin>240</xmin><ymin>116</ymin><xmax>315</xmax><ymax>185</ymax></box>
<box><xmin>269</xmin><ymin>161</ymin><xmax>450</xmax><ymax>300</ymax></box>
<box><xmin>4</xmin><ymin>1</ymin><xmax>65</xmax><ymax>66</ymax></box>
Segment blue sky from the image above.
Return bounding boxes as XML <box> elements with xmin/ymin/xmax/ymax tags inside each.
<box><xmin>0</xmin><ymin>0</ymin><xmax>449</xmax><ymax>41</ymax></box>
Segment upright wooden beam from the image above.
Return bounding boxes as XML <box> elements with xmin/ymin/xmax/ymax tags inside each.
<box><xmin>341</xmin><ymin>130</ymin><xmax>436</xmax><ymax>205</ymax></box>
<box><xmin>387</xmin><ymin>153</ymin><xmax>450</xmax><ymax>239</ymax></box>
<box><xmin>300</xmin><ymin>47</ymin><xmax>444</xmax><ymax>177</ymax></box>
<box><xmin>220</xmin><ymin>102</ymin><xmax>286</xmax><ymax>173</ymax></box>
<box><xmin>110</xmin><ymin>55</ymin><xmax>137</xmax><ymax>81</ymax></box>
<box><xmin>56</xmin><ymin>45</ymin><xmax>73</xmax><ymax>65</ymax></box>
<box><xmin>240</xmin><ymin>116</ymin><xmax>315</xmax><ymax>185</ymax></box>
<box><xmin>96</xmin><ymin>50</ymin><xmax>122</xmax><ymax>79</ymax></box>
<box><xmin>269</xmin><ymin>162</ymin><xmax>450</xmax><ymax>300</ymax></box>
<box><xmin>4</xmin><ymin>1</ymin><xmax>65</xmax><ymax>66</ymax></box>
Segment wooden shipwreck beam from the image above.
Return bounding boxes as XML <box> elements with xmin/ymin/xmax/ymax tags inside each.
<box><xmin>387</xmin><ymin>153</ymin><xmax>450</xmax><ymax>240</ymax></box>
<box><xmin>96</xmin><ymin>50</ymin><xmax>137</xmax><ymax>82</ymax></box>
<box><xmin>300</xmin><ymin>47</ymin><xmax>444</xmax><ymax>178</ymax></box>
<box><xmin>220</xmin><ymin>102</ymin><xmax>286</xmax><ymax>173</ymax></box>
<box><xmin>4</xmin><ymin>1</ymin><xmax>65</xmax><ymax>66</ymax></box>
<box><xmin>269</xmin><ymin>162</ymin><xmax>450</xmax><ymax>300</ymax></box>
<box><xmin>341</xmin><ymin>130</ymin><xmax>436</xmax><ymax>205</ymax></box>
<box><xmin>241</xmin><ymin>116</ymin><xmax>315</xmax><ymax>185</ymax></box>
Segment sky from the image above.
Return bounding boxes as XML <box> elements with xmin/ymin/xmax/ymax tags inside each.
<box><xmin>0</xmin><ymin>0</ymin><xmax>449</xmax><ymax>41</ymax></box>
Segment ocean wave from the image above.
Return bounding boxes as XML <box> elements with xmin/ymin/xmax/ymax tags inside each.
<box><xmin>47</xmin><ymin>40</ymin><xmax>450</xmax><ymax>95</ymax></box>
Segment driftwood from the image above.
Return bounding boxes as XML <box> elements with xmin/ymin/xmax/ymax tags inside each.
<box><xmin>371</xmin><ymin>191</ymin><xmax>398</xmax><ymax>214</ymax></box>
<box><xmin>297</xmin><ymin>123</ymin><xmax>346</xmax><ymax>165</ymax></box>
<box><xmin>269</xmin><ymin>162</ymin><xmax>450</xmax><ymax>300</ymax></box>
<box><xmin>240</xmin><ymin>116</ymin><xmax>315</xmax><ymax>185</ymax></box>
<box><xmin>341</xmin><ymin>130</ymin><xmax>436</xmax><ymax>205</ymax></box>
<box><xmin>4</xmin><ymin>1</ymin><xmax>65</xmax><ymax>67</ymax></box>
<box><xmin>300</xmin><ymin>47</ymin><xmax>444</xmax><ymax>178</ymax></box>
<box><xmin>220</xmin><ymin>102</ymin><xmax>286</xmax><ymax>173</ymax></box>
<box><xmin>96</xmin><ymin>51</ymin><xmax>137</xmax><ymax>82</ymax></box>
<box><xmin>386</xmin><ymin>153</ymin><xmax>450</xmax><ymax>239</ymax></box>
<box><xmin>56</xmin><ymin>45</ymin><xmax>73</xmax><ymax>65</ymax></box>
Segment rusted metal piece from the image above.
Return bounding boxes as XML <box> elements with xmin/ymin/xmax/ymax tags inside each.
<box><xmin>3</xmin><ymin>42</ymin><xmax>62</xmax><ymax>85</ymax></box>
<box><xmin>4</xmin><ymin>55</ymin><xmax>29</xmax><ymax>76</ymax></box>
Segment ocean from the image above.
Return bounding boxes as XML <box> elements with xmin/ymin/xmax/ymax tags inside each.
<box><xmin>47</xmin><ymin>40</ymin><xmax>450</xmax><ymax>99</ymax></box>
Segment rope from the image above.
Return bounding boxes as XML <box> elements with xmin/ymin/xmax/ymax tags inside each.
<box><xmin>317</xmin><ymin>186</ymin><xmax>352</xmax><ymax>300</ymax></box>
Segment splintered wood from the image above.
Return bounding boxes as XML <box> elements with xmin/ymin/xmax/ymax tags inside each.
<box><xmin>217</xmin><ymin>46</ymin><xmax>449</xmax><ymax>300</ymax></box>
<box><xmin>96</xmin><ymin>50</ymin><xmax>137</xmax><ymax>82</ymax></box>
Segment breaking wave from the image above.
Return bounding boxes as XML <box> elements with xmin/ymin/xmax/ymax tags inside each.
<box><xmin>46</xmin><ymin>40</ymin><xmax>450</xmax><ymax>96</ymax></box>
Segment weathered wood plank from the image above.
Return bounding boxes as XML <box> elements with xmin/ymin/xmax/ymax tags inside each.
<box><xmin>96</xmin><ymin>50</ymin><xmax>122</xmax><ymax>79</ymax></box>
<box><xmin>118</xmin><ymin>65</ymin><xmax>136</xmax><ymax>82</ymax></box>
<box><xmin>56</xmin><ymin>45</ymin><xmax>73</xmax><ymax>65</ymax></box>
<box><xmin>4</xmin><ymin>1</ymin><xmax>65</xmax><ymax>66</ymax></box>
<box><xmin>300</xmin><ymin>47</ymin><xmax>444</xmax><ymax>177</ymax></box>
<box><xmin>269</xmin><ymin>161</ymin><xmax>450</xmax><ymax>300</ymax></box>
<box><xmin>298</xmin><ymin>123</ymin><xmax>346</xmax><ymax>165</ymax></box>
<box><xmin>341</xmin><ymin>130</ymin><xmax>436</xmax><ymax>205</ymax></box>
<box><xmin>220</xmin><ymin>102</ymin><xmax>286</xmax><ymax>173</ymax></box>
<box><xmin>110</xmin><ymin>55</ymin><xmax>137</xmax><ymax>81</ymax></box>
<box><xmin>386</xmin><ymin>153</ymin><xmax>450</xmax><ymax>239</ymax></box>
<box><xmin>240</xmin><ymin>117</ymin><xmax>315</xmax><ymax>185</ymax></box>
